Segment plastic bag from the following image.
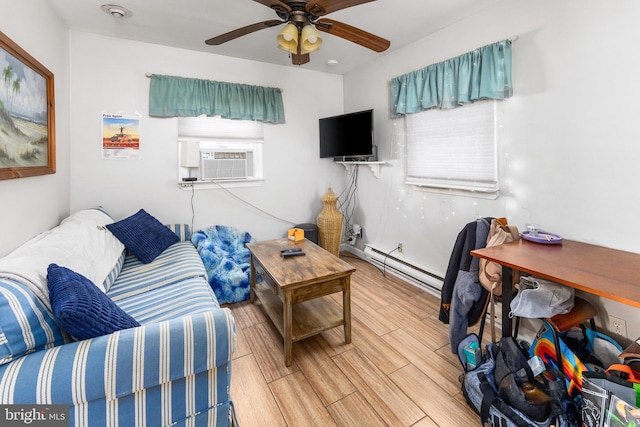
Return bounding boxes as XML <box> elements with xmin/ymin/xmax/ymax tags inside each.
<box><xmin>604</xmin><ymin>394</ymin><xmax>640</xmax><ymax>427</ymax></box>
<box><xmin>510</xmin><ymin>276</ymin><xmax>574</xmax><ymax>319</ymax></box>
<box><xmin>582</xmin><ymin>368</ymin><xmax>640</xmax><ymax>427</ymax></box>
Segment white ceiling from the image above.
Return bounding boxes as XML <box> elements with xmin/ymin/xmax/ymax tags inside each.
<box><xmin>47</xmin><ymin>0</ymin><xmax>502</xmax><ymax>75</ymax></box>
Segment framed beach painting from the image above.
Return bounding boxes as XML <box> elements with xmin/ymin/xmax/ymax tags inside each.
<box><xmin>0</xmin><ymin>31</ymin><xmax>55</xmax><ymax>180</ymax></box>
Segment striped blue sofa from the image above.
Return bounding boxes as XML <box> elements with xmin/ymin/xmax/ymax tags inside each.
<box><xmin>0</xmin><ymin>209</ymin><xmax>237</xmax><ymax>426</ymax></box>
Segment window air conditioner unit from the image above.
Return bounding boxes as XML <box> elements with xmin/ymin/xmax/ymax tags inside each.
<box><xmin>200</xmin><ymin>149</ymin><xmax>254</xmax><ymax>180</ymax></box>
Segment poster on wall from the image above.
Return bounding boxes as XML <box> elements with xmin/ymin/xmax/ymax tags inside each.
<box><xmin>101</xmin><ymin>112</ymin><xmax>141</xmax><ymax>159</ymax></box>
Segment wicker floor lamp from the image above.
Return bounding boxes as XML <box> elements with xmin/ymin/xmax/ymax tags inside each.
<box><xmin>316</xmin><ymin>187</ymin><xmax>343</xmax><ymax>256</ymax></box>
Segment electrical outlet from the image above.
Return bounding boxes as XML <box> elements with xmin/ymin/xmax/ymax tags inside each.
<box><xmin>608</xmin><ymin>315</ymin><xmax>627</xmax><ymax>337</ymax></box>
<box><xmin>397</xmin><ymin>242</ymin><xmax>403</xmax><ymax>253</ymax></box>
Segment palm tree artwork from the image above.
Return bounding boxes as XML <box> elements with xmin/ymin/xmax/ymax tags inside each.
<box><xmin>0</xmin><ymin>43</ymin><xmax>49</xmax><ymax>168</ymax></box>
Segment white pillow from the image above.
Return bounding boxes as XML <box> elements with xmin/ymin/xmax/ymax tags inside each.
<box><xmin>0</xmin><ymin>208</ymin><xmax>125</xmax><ymax>310</ymax></box>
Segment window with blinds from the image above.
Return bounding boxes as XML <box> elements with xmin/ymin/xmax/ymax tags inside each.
<box><xmin>405</xmin><ymin>100</ymin><xmax>499</xmax><ymax>196</ymax></box>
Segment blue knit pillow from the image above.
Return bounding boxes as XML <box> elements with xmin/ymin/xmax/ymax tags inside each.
<box><xmin>47</xmin><ymin>264</ymin><xmax>140</xmax><ymax>340</ymax></box>
<box><xmin>106</xmin><ymin>209</ymin><xmax>179</xmax><ymax>264</ymax></box>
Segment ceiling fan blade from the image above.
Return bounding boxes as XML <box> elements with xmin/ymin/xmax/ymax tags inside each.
<box><xmin>307</xmin><ymin>0</ymin><xmax>375</xmax><ymax>16</ymax></box>
<box><xmin>253</xmin><ymin>0</ymin><xmax>292</xmax><ymax>12</ymax></box>
<box><xmin>316</xmin><ymin>19</ymin><xmax>390</xmax><ymax>52</ymax></box>
<box><xmin>205</xmin><ymin>20</ymin><xmax>284</xmax><ymax>45</ymax></box>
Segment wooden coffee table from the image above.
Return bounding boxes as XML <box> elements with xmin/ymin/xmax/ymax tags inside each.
<box><xmin>247</xmin><ymin>238</ymin><xmax>355</xmax><ymax>366</ymax></box>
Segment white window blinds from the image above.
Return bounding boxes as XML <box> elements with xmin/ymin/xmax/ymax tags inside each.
<box><xmin>405</xmin><ymin>100</ymin><xmax>499</xmax><ymax>195</ymax></box>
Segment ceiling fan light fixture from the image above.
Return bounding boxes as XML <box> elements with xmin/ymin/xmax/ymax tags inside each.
<box><xmin>204</xmin><ymin>0</ymin><xmax>391</xmax><ymax>66</ymax></box>
<box><xmin>301</xmin><ymin>24</ymin><xmax>322</xmax><ymax>53</ymax></box>
<box><xmin>277</xmin><ymin>23</ymin><xmax>299</xmax><ymax>52</ymax></box>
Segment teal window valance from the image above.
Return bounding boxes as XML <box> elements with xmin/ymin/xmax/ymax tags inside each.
<box><xmin>390</xmin><ymin>40</ymin><xmax>512</xmax><ymax>116</ymax></box>
<box><xmin>149</xmin><ymin>74</ymin><xmax>285</xmax><ymax>124</ymax></box>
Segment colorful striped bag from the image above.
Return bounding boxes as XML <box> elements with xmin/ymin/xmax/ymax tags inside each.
<box><xmin>530</xmin><ymin>321</ymin><xmax>592</xmax><ymax>400</ymax></box>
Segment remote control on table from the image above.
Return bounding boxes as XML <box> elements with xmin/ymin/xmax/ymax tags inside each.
<box><xmin>281</xmin><ymin>249</ymin><xmax>305</xmax><ymax>257</ymax></box>
<box><xmin>280</xmin><ymin>248</ymin><xmax>303</xmax><ymax>254</ymax></box>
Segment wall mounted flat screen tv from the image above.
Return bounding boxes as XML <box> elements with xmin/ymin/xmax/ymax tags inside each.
<box><xmin>319</xmin><ymin>109</ymin><xmax>376</xmax><ymax>161</ymax></box>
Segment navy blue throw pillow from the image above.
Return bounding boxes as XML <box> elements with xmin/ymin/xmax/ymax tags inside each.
<box><xmin>47</xmin><ymin>264</ymin><xmax>140</xmax><ymax>340</ymax></box>
<box><xmin>106</xmin><ymin>209</ymin><xmax>179</xmax><ymax>264</ymax></box>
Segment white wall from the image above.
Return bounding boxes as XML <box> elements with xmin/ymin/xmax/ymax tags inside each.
<box><xmin>344</xmin><ymin>0</ymin><xmax>640</xmax><ymax>341</ymax></box>
<box><xmin>0</xmin><ymin>1</ymin><xmax>71</xmax><ymax>257</ymax></box>
<box><xmin>68</xmin><ymin>31</ymin><xmax>345</xmax><ymax>242</ymax></box>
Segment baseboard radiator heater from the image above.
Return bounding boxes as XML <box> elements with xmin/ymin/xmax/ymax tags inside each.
<box><xmin>362</xmin><ymin>245</ymin><xmax>511</xmax><ymax>336</ymax></box>
<box><xmin>363</xmin><ymin>245</ymin><xmax>444</xmax><ymax>296</ymax></box>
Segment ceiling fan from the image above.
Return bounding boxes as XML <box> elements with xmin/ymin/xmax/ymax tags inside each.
<box><xmin>205</xmin><ymin>0</ymin><xmax>391</xmax><ymax>65</ymax></box>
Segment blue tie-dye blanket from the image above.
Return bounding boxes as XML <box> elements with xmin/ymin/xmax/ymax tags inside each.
<box><xmin>191</xmin><ymin>225</ymin><xmax>255</xmax><ymax>304</ymax></box>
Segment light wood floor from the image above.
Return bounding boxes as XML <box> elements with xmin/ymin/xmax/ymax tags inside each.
<box><xmin>227</xmin><ymin>254</ymin><xmax>482</xmax><ymax>427</ymax></box>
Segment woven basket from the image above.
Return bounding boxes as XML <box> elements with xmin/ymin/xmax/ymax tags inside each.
<box><xmin>316</xmin><ymin>187</ymin><xmax>343</xmax><ymax>256</ymax></box>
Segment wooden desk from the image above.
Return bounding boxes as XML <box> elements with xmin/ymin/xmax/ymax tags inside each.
<box><xmin>471</xmin><ymin>239</ymin><xmax>640</xmax><ymax>337</ymax></box>
<box><xmin>247</xmin><ymin>238</ymin><xmax>355</xmax><ymax>366</ymax></box>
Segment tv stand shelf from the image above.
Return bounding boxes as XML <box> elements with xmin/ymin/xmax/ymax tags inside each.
<box><xmin>336</xmin><ymin>161</ymin><xmax>388</xmax><ymax>178</ymax></box>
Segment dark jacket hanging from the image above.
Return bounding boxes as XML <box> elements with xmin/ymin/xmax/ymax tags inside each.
<box><xmin>439</xmin><ymin>218</ymin><xmax>493</xmax><ymax>351</ymax></box>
